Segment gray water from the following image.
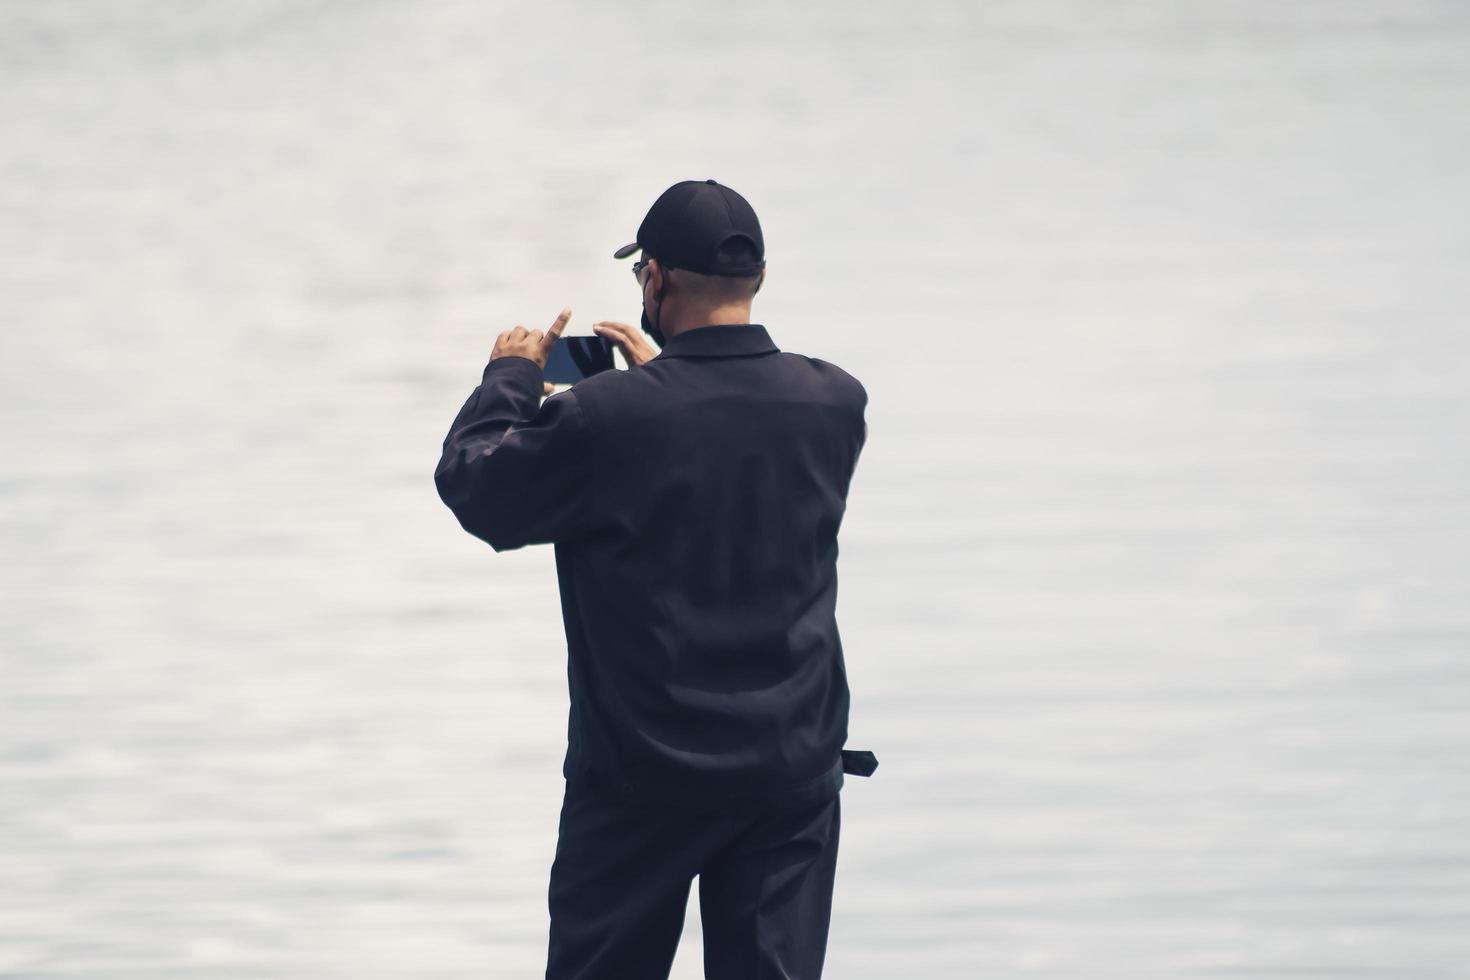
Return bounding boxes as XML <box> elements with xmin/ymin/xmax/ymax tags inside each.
<box><xmin>3</xmin><ymin>1</ymin><xmax>1469</xmax><ymax>977</ymax></box>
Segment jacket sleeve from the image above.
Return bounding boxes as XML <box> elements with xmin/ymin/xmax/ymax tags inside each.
<box><xmin>434</xmin><ymin>354</ymin><xmax>601</xmax><ymax>552</ymax></box>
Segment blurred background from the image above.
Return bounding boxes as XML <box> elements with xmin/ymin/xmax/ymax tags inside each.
<box><xmin>3</xmin><ymin>1</ymin><xmax>1468</xmax><ymax>977</ymax></box>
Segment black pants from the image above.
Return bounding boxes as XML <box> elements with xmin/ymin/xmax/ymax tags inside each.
<box><xmin>545</xmin><ymin>773</ymin><xmax>842</xmax><ymax>980</ymax></box>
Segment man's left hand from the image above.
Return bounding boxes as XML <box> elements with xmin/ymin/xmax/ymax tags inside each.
<box><xmin>491</xmin><ymin>307</ymin><xmax>571</xmax><ymax>396</ymax></box>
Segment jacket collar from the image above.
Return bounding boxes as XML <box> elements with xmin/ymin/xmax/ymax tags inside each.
<box><xmin>651</xmin><ymin>323</ymin><xmax>779</xmax><ymax>360</ymax></box>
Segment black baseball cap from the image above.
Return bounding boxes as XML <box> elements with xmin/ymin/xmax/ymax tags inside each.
<box><xmin>613</xmin><ymin>179</ymin><xmax>766</xmax><ymax>277</ymax></box>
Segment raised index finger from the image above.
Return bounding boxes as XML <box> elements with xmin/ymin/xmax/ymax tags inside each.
<box><xmin>542</xmin><ymin>307</ymin><xmax>572</xmax><ymax>352</ymax></box>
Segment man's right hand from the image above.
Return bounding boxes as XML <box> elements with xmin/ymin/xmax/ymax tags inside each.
<box><xmin>592</xmin><ymin>321</ymin><xmax>659</xmax><ymax>368</ymax></box>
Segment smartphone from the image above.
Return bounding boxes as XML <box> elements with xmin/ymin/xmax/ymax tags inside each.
<box><xmin>544</xmin><ymin>335</ymin><xmax>617</xmax><ymax>385</ymax></box>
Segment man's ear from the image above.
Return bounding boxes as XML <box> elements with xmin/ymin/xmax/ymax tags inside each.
<box><xmin>754</xmin><ymin>268</ymin><xmax>766</xmax><ymax>295</ymax></box>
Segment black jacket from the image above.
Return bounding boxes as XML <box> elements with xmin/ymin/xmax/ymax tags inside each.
<box><xmin>434</xmin><ymin>322</ymin><xmax>877</xmax><ymax>815</ymax></box>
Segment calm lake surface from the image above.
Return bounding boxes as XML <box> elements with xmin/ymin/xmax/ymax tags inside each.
<box><xmin>2</xmin><ymin>1</ymin><xmax>1468</xmax><ymax>977</ymax></box>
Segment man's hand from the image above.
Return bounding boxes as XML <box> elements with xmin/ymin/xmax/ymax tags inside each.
<box><xmin>492</xmin><ymin>307</ymin><xmax>571</xmax><ymax>396</ymax></box>
<box><xmin>592</xmin><ymin>320</ymin><xmax>659</xmax><ymax>368</ymax></box>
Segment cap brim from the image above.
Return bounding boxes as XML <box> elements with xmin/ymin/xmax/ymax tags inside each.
<box><xmin>612</xmin><ymin>241</ymin><xmax>641</xmax><ymax>260</ymax></box>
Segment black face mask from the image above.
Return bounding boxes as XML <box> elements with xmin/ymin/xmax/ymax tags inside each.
<box><xmin>640</xmin><ymin>272</ymin><xmax>668</xmax><ymax>349</ymax></box>
<box><xmin>640</xmin><ymin>306</ymin><xmax>664</xmax><ymax>350</ymax></box>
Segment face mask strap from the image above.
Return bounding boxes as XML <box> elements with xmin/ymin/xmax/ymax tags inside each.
<box><xmin>650</xmin><ymin>261</ymin><xmax>671</xmax><ymax>334</ymax></box>
<box><xmin>638</xmin><ymin>259</ymin><xmax>670</xmax><ymax>349</ymax></box>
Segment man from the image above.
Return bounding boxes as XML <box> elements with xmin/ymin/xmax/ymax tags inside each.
<box><xmin>434</xmin><ymin>179</ymin><xmax>877</xmax><ymax>980</ymax></box>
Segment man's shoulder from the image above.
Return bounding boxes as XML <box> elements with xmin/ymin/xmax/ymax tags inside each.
<box><xmin>554</xmin><ymin>360</ymin><xmax>656</xmax><ymax>426</ymax></box>
<box><xmin>568</xmin><ymin>348</ymin><xmax>867</xmax><ymax>410</ymax></box>
<box><xmin>780</xmin><ymin>351</ymin><xmax>868</xmax><ymax>408</ymax></box>
<box><xmin>563</xmin><ymin>360</ymin><xmax>650</xmax><ymax>403</ymax></box>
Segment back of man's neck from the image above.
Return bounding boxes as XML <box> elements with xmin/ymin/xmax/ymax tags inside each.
<box><xmin>663</xmin><ymin>304</ymin><xmax>755</xmax><ymax>340</ymax></box>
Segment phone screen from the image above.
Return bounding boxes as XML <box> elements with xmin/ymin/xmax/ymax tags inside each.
<box><xmin>545</xmin><ymin>335</ymin><xmax>617</xmax><ymax>384</ymax></box>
